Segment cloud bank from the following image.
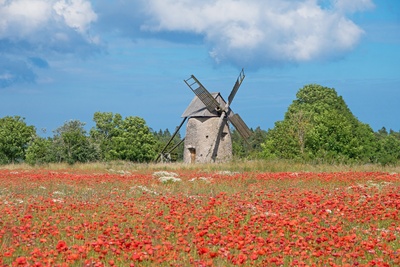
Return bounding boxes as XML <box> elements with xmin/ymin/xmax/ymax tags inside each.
<box><xmin>0</xmin><ymin>0</ymin><xmax>374</xmax><ymax>87</ymax></box>
<box><xmin>0</xmin><ymin>0</ymin><xmax>97</xmax><ymax>46</ymax></box>
<box><xmin>0</xmin><ymin>0</ymin><xmax>98</xmax><ymax>87</ymax></box>
<box><xmin>140</xmin><ymin>0</ymin><xmax>375</xmax><ymax>67</ymax></box>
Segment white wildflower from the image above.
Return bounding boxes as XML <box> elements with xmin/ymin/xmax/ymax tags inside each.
<box><xmin>117</xmin><ymin>170</ymin><xmax>131</xmax><ymax>175</ymax></box>
<box><xmin>359</xmin><ymin>195</ymin><xmax>368</xmax><ymax>203</ymax></box>
<box><xmin>152</xmin><ymin>171</ymin><xmax>178</xmax><ymax>178</ymax></box>
<box><xmin>158</xmin><ymin>176</ymin><xmax>182</xmax><ymax>183</ymax></box>
<box><xmin>264</xmin><ymin>211</ymin><xmax>278</xmax><ymax>217</ymax></box>
<box><xmin>132</xmin><ymin>186</ymin><xmax>160</xmax><ymax>195</ymax></box>
<box><xmin>189</xmin><ymin>177</ymin><xmax>212</xmax><ymax>183</ymax></box>
<box><xmin>199</xmin><ymin>177</ymin><xmax>212</xmax><ymax>183</ymax></box>
<box><xmin>108</xmin><ymin>169</ymin><xmax>132</xmax><ymax>175</ymax></box>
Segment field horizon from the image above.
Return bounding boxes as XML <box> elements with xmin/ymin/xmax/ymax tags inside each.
<box><xmin>1</xmin><ymin>159</ymin><xmax>399</xmax><ymax>174</ymax></box>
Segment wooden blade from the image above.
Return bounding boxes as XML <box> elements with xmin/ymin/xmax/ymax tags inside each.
<box><xmin>184</xmin><ymin>75</ymin><xmax>222</xmax><ymax>113</ymax></box>
<box><xmin>155</xmin><ymin>117</ymin><xmax>187</xmax><ymax>162</ymax></box>
<box><xmin>166</xmin><ymin>138</ymin><xmax>185</xmax><ymax>154</ymax></box>
<box><xmin>227</xmin><ymin>68</ymin><xmax>245</xmax><ymax>105</ymax></box>
<box><xmin>229</xmin><ymin>113</ymin><xmax>252</xmax><ymax>140</ymax></box>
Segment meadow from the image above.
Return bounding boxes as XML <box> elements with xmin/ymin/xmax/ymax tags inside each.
<box><xmin>0</xmin><ymin>161</ymin><xmax>399</xmax><ymax>266</ymax></box>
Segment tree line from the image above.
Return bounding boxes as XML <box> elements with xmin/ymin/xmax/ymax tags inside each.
<box><xmin>260</xmin><ymin>84</ymin><xmax>400</xmax><ymax>165</ymax></box>
<box><xmin>1</xmin><ymin>84</ymin><xmax>399</xmax><ymax>165</ymax></box>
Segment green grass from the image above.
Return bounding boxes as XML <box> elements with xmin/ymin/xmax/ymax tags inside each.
<box><xmin>1</xmin><ymin>159</ymin><xmax>399</xmax><ymax>173</ymax></box>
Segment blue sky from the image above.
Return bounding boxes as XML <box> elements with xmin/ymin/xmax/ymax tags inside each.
<box><xmin>0</xmin><ymin>0</ymin><xmax>399</xmax><ymax>136</ymax></box>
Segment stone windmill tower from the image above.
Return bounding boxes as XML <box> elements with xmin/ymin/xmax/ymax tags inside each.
<box><xmin>156</xmin><ymin>69</ymin><xmax>252</xmax><ymax>164</ymax></box>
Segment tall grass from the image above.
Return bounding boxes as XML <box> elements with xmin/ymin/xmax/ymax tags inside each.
<box><xmin>1</xmin><ymin>159</ymin><xmax>399</xmax><ymax>173</ymax></box>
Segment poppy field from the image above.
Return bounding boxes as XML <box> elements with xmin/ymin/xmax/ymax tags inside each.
<box><xmin>0</xmin><ymin>169</ymin><xmax>399</xmax><ymax>266</ymax></box>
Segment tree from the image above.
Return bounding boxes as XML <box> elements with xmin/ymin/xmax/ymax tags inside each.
<box><xmin>90</xmin><ymin>112</ymin><xmax>123</xmax><ymax>160</ymax></box>
<box><xmin>261</xmin><ymin>120</ymin><xmax>301</xmax><ymax>159</ymax></box>
<box><xmin>232</xmin><ymin>128</ymin><xmax>247</xmax><ymax>158</ymax></box>
<box><xmin>288</xmin><ymin>110</ymin><xmax>312</xmax><ymax>155</ymax></box>
<box><xmin>0</xmin><ymin>116</ymin><xmax>36</xmax><ymax>164</ymax></box>
<box><xmin>53</xmin><ymin>120</ymin><xmax>98</xmax><ymax>164</ymax></box>
<box><xmin>262</xmin><ymin>84</ymin><xmax>376</xmax><ymax>163</ymax></box>
<box><xmin>25</xmin><ymin>137</ymin><xmax>55</xmax><ymax>165</ymax></box>
<box><xmin>109</xmin><ymin>116</ymin><xmax>157</xmax><ymax>162</ymax></box>
<box><xmin>232</xmin><ymin>127</ymin><xmax>267</xmax><ymax>159</ymax></box>
<box><xmin>375</xmin><ymin>127</ymin><xmax>388</xmax><ymax>140</ymax></box>
<box><xmin>90</xmin><ymin>113</ymin><xmax>157</xmax><ymax>162</ymax></box>
<box><xmin>375</xmin><ymin>130</ymin><xmax>400</xmax><ymax>166</ymax></box>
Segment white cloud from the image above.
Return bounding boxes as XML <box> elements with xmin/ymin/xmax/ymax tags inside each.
<box><xmin>0</xmin><ymin>0</ymin><xmax>52</xmax><ymax>37</ymax></box>
<box><xmin>0</xmin><ymin>0</ymin><xmax>376</xmax><ymax>88</ymax></box>
<box><xmin>53</xmin><ymin>0</ymin><xmax>97</xmax><ymax>34</ymax></box>
<box><xmin>0</xmin><ymin>0</ymin><xmax>97</xmax><ymax>40</ymax></box>
<box><xmin>0</xmin><ymin>0</ymin><xmax>99</xmax><ymax>88</ymax></box>
<box><xmin>140</xmin><ymin>0</ymin><xmax>375</xmax><ymax>66</ymax></box>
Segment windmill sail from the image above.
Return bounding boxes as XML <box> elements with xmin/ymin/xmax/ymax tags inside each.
<box><xmin>184</xmin><ymin>75</ymin><xmax>222</xmax><ymax>113</ymax></box>
<box><xmin>229</xmin><ymin>113</ymin><xmax>252</xmax><ymax>140</ymax></box>
<box><xmin>228</xmin><ymin>69</ymin><xmax>245</xmax><ymax>105</ymax></box>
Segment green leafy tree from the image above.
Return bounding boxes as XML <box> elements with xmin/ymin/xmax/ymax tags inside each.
<box><xmin>232</xmin><ymin>128</ymin><xmax>247</xmax><ymax>159</ymax></box>
<box><xmin>91</xmin><ymin>113</ymin><xmax>157</xmax><ymax>162</ymax></box>
<box><xmin>375</xmin><ymin>127</ymin><xmax>388</xmax><ymax>140</ymax></box>
<box><xmin>375</xmin><ymin>130</ymin><xmax>400</xmax><ymax>166</ymax></box>
<box><xmin>389</xmin><ymin>129</ymin><xmax>400</xmax><ymax>139</ymax></box>
<box><xmin>53</xmin><ymin>120</ymin><xmax>98</xmax><ymax>164</ymax></box>
<box><xmin>262</xmin><ymin>84</ymin><xmax>376</xmax><ymax>163</ymax></box>
<box><xmin>232</xmin><ymin>127</ymin><xmax>267</xmax><ymax>159</ymax></box>
<box><xmin>108</xmin><ymin>116</ymin><xmax>157</xmax><ymax>162</ymax></box>
<box><xmin>0</xmin><ymin>116</ymin><xmax>36</xmax><ymax>164</ymax></box>
<box><xmin>261</xmin><ymin>120</ymin><xmax>301</xmax><ymax>159</ymax></box>
<box><xmin>25</xmin><ymin>137</ymin><xmax>55</xmax><ymax>165</ymax></box>
<box><xmin>90</xmin><ymin>112</ymin><xmax>123</xmax><ymax>160</ymax></box>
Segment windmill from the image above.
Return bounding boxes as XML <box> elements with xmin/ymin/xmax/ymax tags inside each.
<box><xmin>156</xmin><ymin>69</ymin><xmax>252</xmax><ymax>163</ymax></box>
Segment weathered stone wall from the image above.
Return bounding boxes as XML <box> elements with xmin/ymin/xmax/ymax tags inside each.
<box><xmin>183</xmin><ymin>117</ymin><xmax>232</xmax><ymax>163</ymax></box>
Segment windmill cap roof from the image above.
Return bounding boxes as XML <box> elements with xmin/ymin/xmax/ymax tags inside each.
<box><xmin>181</xmin><ymin>92</ymin><xmax>228</xmax><ymax>118</ymax></box>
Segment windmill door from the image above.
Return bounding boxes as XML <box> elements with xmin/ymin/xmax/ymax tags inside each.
<box><xmin>188</xmin><ymin>148</ymin><xmax>196</xmax><ymax>164</ymax></box>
